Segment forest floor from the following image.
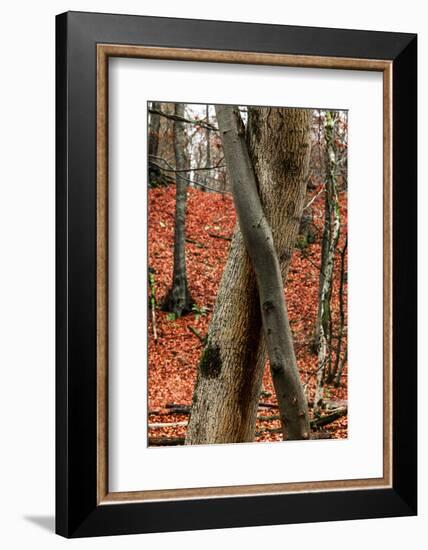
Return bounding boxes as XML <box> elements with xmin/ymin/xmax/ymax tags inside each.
<box><xmin>148</xmin><ymin>184</ymin><xmax>348</xmax><ymax>445</ymax></box>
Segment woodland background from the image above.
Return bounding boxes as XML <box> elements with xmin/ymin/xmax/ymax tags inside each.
<box><xmin>147</xmin><ymin>103</ymin><xmax>348</xmax><ymax>445</ymax></box>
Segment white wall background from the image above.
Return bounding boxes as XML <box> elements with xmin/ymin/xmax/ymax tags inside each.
<box><xmin>0</xmin><ymin>1</ymin><xmax>424</xmax><ymax>548</ymax></box>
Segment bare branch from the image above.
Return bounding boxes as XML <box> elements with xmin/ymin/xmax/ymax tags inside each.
<box><xmin>149</xmin><ymin>157</ymin><xmax>231</xmax><ymax>195</ymax></box>
<box><xmin>148</xmin><ymin>107</ymin><xmax>219</xmax><ymax>131</ymax></box>
<box><xmin>149</xmin><ymin>155</ymin><xmax>225</xmax><ymax>173</ymax></box>
<box><xmin>304</xmin><ymin>185</ymin><xmax>325</xmax><ymax>211</ymax></box>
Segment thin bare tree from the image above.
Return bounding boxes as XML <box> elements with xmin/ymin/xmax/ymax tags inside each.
<box><xmin>161</xmin><ymin>103</ymin><xmax>194</xmax><ymax>316</ymax></box>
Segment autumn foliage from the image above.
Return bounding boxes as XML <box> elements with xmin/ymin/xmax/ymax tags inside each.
<box><xmin>148</xmin><ymin>182</ymin><xmax>348</xmax><ymax>444</ymax></box>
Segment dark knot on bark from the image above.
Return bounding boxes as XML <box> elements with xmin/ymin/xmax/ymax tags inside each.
<box><xmin>263</xmin><ymin>300</ymin><xmax>275</xmax><ymax>312</ymax></box>
<box><xmin>271</xmin><ymin>362</ymin><xmax>283</xmax><ymax>373</ymax></box>
<box><xmin>199</xmin><ymin>344</ymin><xmax>222</xmax><ymax>379</ymax></box>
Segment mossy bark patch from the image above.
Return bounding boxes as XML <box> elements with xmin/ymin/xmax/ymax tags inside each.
<box><xmin>199</xmin><ymin>344</ymin><xmax>222</xmax><ymax>379</ymax></box>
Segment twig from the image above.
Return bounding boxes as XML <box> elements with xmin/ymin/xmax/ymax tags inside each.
<box><xmin>257</xmin><ymin>415</ymin><xmax>280</xmax><ymax>422</ymax></box>
<box><xmin>188</xmin><ymin>325</ymin><xmax>206</xmax><ymax>343</ymax></box>
<box><xmin>163</xmin><ymin>401</ymin><xmax>280</xmax><ymax>415</ymax></box>
<box><xmin>207</xmin><ymin>232</ymin><xmax>232</xmax><ymax>241</ymax></box>
<box><xmin>149</xmin><ymin>157</ymin><xmax>230</xmax><ymax>195</ymax></box>
<box><xmin>185</xmin><ymin>238</ymin><xmax>206</xmax><ymax>248</ymax></box>
<box><xmin>311</xmin><ymin>407</ymin><xmax>347</xmax><ymax>428</ymax></box>
<box><xmin>255</xmin><ymin>408</ymin><xmax>347</xmax><ymax>434</ymax></box>
<box><xmin>255</xmin><ymin>426</ymin><xmax>282</xmax><ymax>436</ymax></box>
<box><xmin>310</xmin><ymin>432</ymin><xmax>332</xmax><ymax>439</ymax></box>
<box><xmin>150</xmin><ymin>162</ymin><xmax>225</xmax><ymax>173</ymax></box>
<box><xmin>149</xmin><ymin>155</ymin><xmax>227</xmax><ymax>185</ymax></box>
<box><xmin>258</xmin><ymin>402</ymin><xmax>279</xmax><ymax>409</ymax></box>
<box><xmin>148</xmin><ymin>437</ymin><xmax>185</xmax><ymax>446</ymax></box>
<box><xmin>148</xmin><ymin>108</ymin><xmax>219</xmax><ymax>131</ymax></box>
<box><xmin>149</xmin><ymin>415</ymin><xmax>284</xmax><ymax>429</ymax></box>
<box><xmin>299</xmin><ymin>248</ymin><xmax>326</xmax><ymax>277</ymax></box>
<box><xmin>303</xmin><ymin>185</ymin><xmax>325</xmax><ymax>211</ymax></box>
<box><xmin>148</xmin><ymin>421</ymin><xmax>188</xmax><ymax>429</ymax></box>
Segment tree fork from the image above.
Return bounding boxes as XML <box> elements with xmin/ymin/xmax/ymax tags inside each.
<box><xmin>215</xmin><ymin>105</ymin><xmax>310</xmax><ymax>441</ymax></box>
<box><xmin>186</xmin><ymin>106</ymin><xmax>311</xmax><ymax>445</ymax></box>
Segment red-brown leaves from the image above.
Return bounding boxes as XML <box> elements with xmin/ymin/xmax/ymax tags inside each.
<box><xmin>148</xmin><ymin>184</ymin><xmax>348</xmax><ymax>443</ymax></box>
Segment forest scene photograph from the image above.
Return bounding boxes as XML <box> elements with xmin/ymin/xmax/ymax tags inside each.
<box><xmin>147</xmin><ymin>101</ymin><xmax>348</xmax><ymax>447</ymax></box>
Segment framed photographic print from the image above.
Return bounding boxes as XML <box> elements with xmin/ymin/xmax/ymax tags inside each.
<box><xmin>56</xmin><ymin>11</ymin><xmax>417</xmax><ymax>538</ymax></box>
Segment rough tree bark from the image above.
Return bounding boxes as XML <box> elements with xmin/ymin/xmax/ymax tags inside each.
<box><xmin>186</xmin><ymin>106</ymin><xmax>312</xmax><ymax>444</ymax></box>
<box><xmin>148</xmin><ymin>101</ymin><xmax>162</xmax><ymax>186</ymax></box>
<box><xmin>161</xmin><ymin>103</ymin><xmax>193</xmax><ymax>316</ymax></box>
<box><xmin>148</xmin><ymin>101</ymin><xmax>161</xmax><ymax>158</ymax></box>
<box><xmin>214</xmin><ymin>105</ymin><xmax>310</xmax><ymax>440</ymax></box>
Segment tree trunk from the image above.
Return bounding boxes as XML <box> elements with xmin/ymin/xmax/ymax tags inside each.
<box><xmin>334</xmin><ymin>348</ymin><xmax>348</xmax><ymax>387</ymax></box>
<box><xmin>161</xmin><ymin>103</ymin><xmax>193</xmax><ymax>316</ymax></box>
<box><xmin>186</xmin><ymin>106</ymin><xmax>311</xmax><ymax>444</ymax></box>
<box><xmin>148</xmin><ymin>101</ymin><xmax>161</xmax><ymax>158</ymax></box>
<box><xmin>314</xmin><ymin>181</ymin><xmax>331</xmax><ymax>345</ymax></box>
<box><xmin>148</xmin><ymin>102</ymin><xmax>162</xmax><ymax>186</ymax></box>
<box><xmin>214</xmin><ymin>105</ymin><xmax>310</xmax><ymax>440</ymax></box>
<box><xmin>205</xmin><ymin>105</ymin><xmax>211</xmax><ymax>185</ymax></box>
<box><xmin>329</xmin><ymin>236</ymin><xmax>347</xmax><ymax>383</ymax></box>
<box><xmin>314</xmin><ymin>112</ymin><xmax>341</xmax><ymax>411</ymax></box>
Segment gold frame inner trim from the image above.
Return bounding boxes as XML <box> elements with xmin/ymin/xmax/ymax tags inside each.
<box><xmin>96</xmin><ymin>43</ymin><xmax>393</xmax><ymax>505</ymax></box>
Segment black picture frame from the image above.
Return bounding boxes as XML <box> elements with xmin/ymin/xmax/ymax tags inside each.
<box><xmin>56</xmin><ymin>11</ymin><xmax>417</xmax><ymax>538</ymax></box>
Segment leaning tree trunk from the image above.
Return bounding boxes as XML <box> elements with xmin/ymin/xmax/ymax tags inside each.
<box><xmin>161</xmin><ymin>103</ymin><xmax>193</xmax><ymax>316</ymax></box>
<box><xmin>186</xmin><ymin>106</ymin><xmax>312</xmax><ymax>444</ymax></box>
<box><xmin>214</xmin><ymin>105</ymin><xmax>310</xmax><ymax>440</ymax></box>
